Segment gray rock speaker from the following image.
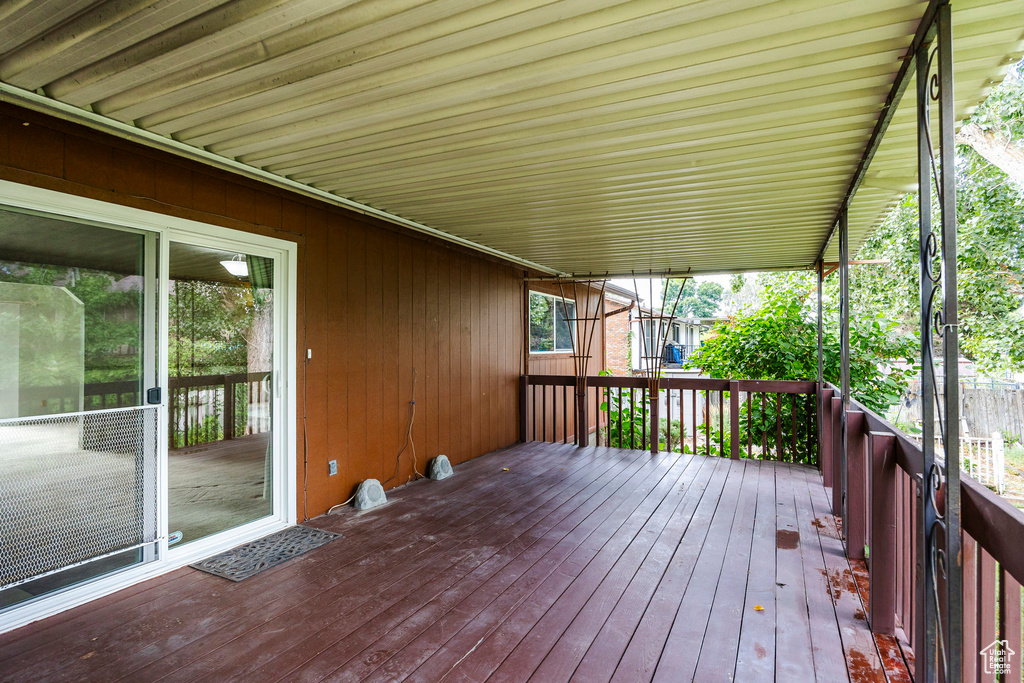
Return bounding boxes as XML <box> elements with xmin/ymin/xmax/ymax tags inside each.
<box><xmin>354</xmin><ymin>479</ymin><xmax>387</xmax><ymax>510</ymax></box>
<box><xmin>429</xmin><ymin>455</ymin><xmax>454</xmax><ymax>481</ymax></box>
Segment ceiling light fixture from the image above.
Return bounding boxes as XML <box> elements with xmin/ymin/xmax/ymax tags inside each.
<box><xmin>220</xmin><ymin>254</ymin><xmax>248</xmax><ymax>277</ymax></box>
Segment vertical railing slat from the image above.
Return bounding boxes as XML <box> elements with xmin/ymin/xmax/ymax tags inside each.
<box><xmin>869</xmin><ymin>431</ymin><xmax>897</xmax><ymax>635</ymax></box>
<box><xmin>978</xmin><ymin>549</ymin><xmax>998</xmax><ymax>683</ymax></box>
<box><xmin>629</xmin><ymin>388</ymin><xmax>635</xmax><ymax>450</ymax></box>
<box><xmin>563</xmin><ymin>384</ymin><xmax>569</xmax><ymax>444</ymax></box>
<box><xmin>963</xmin><ymin>534</ymin><xmax>978</xmax><ymax>683</ymax></box>
<box><xmin>641</xmin><ymin>387</ymin><xmax>648</xmax><ymax>451</ymax></box>
<box><xmin>775</xmin><ymin>394</ymin><xmax>783</xmax><ymax>460</ymax></box>
<box><xmin>666</xmin><ymin>388</ymin><xmax>673</xmax><ymax>453</ymax></box>
<box><xmin>692</xmin><ymin>388</ymin><xmax>697</xmax><ymax>456</ymax></box>
<box><xmin>542</xmin><ymin>384</ymin><xmax>547</xmax><ymax>442</ymax></box>
<box><xmin>729</xmin><ymin>382</ymin><xmax>739</xmax><ymax>460</ymax></box>
<box><xmin>704</xmin><ymin>390</ymin><xmax>710</xmax><ymax>457</ymax></box>
<box><xmin>719</xmin><ymin>389</ymin><xmax>724</xmax><ymax>456</ymax></box>
<box><xmin>1000</xmin><ymin>567</ymin><xmax>1023</xmax><ymax>683</ymax></box>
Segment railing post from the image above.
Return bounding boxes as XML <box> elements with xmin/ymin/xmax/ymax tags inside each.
<box><xmin>730</xmin><ymin>381</ymin><xmax>740</xmax><ymax>460</ymax></box>
<box><xmin>519</xmin><ymin>375</ymin><xmax>528</xmax><ymax>442</ymax></box>
<box><xmin>821</xmin><ymin>387</ymin><xmax>833</xmax><ymax>486</ymax></box>
<box><xmin>650</xmin><ymin>386</ymin><xmax>659</xmax><ymax>454</ymax></box>
<box><xmin>869</xmin><ymin>432</ymin><xmax>897</xmax><ymax>635</ymax></box>
<box><xmin>576</xmin><ymin>384</ymin><xmax>588</xmax><ymax>448</ymax></box>
<box><xmin>831</xmin><ymin>395</ymin><xmax>843</xmax><ymax>510</ymax></box>
<box><xmin>846</xmin><ymin>410</ymin><xmax>866</xmax><ymax>559</ymax></box>
<box><xmin>223</xmin><ymin>375</ymin><xmax>235</xmax><ymax>440</ymax></box>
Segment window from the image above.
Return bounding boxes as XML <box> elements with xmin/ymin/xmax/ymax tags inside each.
<box><xmin>529</xmin><ymin>291</ymin><xmax>576</xmax><ymax>353</ymax></box>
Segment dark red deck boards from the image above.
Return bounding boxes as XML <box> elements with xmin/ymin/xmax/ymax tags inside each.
<box><xmin>0</xmin><ymin>444</ymin><xmax>910</xmax><ymax>683</ymax></box>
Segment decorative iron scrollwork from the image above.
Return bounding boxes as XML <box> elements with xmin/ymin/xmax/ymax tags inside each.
<box><xmin>916</xmin><ymin>5</ymin><xmax>961</xmax><ymax>680</ymax></box>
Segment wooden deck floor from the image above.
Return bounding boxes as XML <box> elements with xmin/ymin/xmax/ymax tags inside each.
<box><xmin>0</xmin><ymin>443</ymin><xmax>911</xmax><ymax>682</ymax></box>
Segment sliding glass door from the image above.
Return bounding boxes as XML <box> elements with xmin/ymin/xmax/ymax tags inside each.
<box><xmin>165</xmin><ymin>241</ymin><xmax>276</xmax><ymax>547</ymax></box>
<box><xmin>0</xmin><ymin>207</ymin><xmax>159</xmax><ymax>610</ymax></box>
<box><xmin>0</xmin><ymin>186</ymin><xmax>292</xmax><ymax>625</ymax></box>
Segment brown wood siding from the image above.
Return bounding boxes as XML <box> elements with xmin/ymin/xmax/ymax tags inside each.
<box><xmin>0</xmin><ymin>103</ymin><xmax>525</xmax><ymax>519</ymax></box>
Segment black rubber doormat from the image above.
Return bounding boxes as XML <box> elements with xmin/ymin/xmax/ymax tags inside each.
<box><xmin>190</xmin><ymin>525</ymin><xmax>341</xmax><ymax>581</ymax></box>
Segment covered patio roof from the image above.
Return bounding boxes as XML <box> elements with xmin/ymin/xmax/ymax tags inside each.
<box><xmin>0</xmin><ymin>0</ymin><xmax>1021</xmax><ymax>275</ymax></box>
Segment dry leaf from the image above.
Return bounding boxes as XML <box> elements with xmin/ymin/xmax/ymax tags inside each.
<box><xmin>754</xmin><ymin>605</ymin><xmax>765</xmax><ymax>612</ymax></box>
<box><xmin>502</xmin><ymin>468</ymin><xmax>509</xmax><ymax>471</ymax></box>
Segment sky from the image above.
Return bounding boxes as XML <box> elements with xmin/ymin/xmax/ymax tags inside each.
<box><xmin>609</xmin><ymin>274</ymin><xmax>732</xmax><ymax>309</ymax></box>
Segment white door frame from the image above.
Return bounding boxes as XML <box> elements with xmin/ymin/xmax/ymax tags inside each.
<box><xmin>0</xmin><ymin>179</ymin><xmax>298</xmax><ymax>634</ymax></box>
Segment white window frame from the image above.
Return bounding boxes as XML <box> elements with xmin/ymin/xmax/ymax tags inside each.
<box><xmin>528</xmin><ymin>290</ymin><xmax>576</xmax><ymax>354</ymax></box>
<box><xmin>0</xmin><ymin>179</ymin><xmax>298</xmax><ymax>634</ymax></box>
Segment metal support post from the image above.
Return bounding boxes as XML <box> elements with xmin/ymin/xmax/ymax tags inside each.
<box><xmin>839</xmin><ymin>204</ymin><xmax>851</xmax><ymax>534</ymax></box>
<box><xmin>916</xmin><ymin>4</ymin><xmax>961</xmax><ymax>678</ymax></box>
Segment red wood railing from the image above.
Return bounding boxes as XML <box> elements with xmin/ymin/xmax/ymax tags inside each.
<box><xmin>521</xmin><ymin>375</ymin><xmax>818</xmax><ymax>465</ymax></box>
<box><xmin>167</xmin><ymin>372</ymin><xmax>272</xmax><ymax>447</ymax></box>
<box><xmin>23</xmin><ymin>373</ymin><xmax>273</xmax><ymax>449</ymax></box>
<box><xmin>821</xmin><ymin>384</ymin><xmax>1024</xmax><ymax>681</ymax></box>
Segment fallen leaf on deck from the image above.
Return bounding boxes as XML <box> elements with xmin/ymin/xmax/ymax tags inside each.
<box><xmin>754</xmin><ymin>605</ymin><xmax>765</xmax><ymax>612</ymax></box>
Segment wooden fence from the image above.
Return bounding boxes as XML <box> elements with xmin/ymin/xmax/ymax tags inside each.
<box><xmin>902</xmin><ymin>379</ymin><xmax>1024</xmax><ymax>440</ymax></box>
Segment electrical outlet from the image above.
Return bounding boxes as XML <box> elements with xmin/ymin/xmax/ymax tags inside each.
<box><xmin>328</xmin><ymin>460</ymin><xmax>338</xmax><ymax>476</ymax></box>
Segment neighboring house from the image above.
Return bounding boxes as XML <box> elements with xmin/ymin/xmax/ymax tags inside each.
<box><xmin>526</xmin><ymin>281</ymin><xmax>637</xmax><ymax>438</ymax></box>
<box><xmin>603</xmin><ymin>290</ymin><xmax>635</xmax><ymax>376</ymax></box>
<box><xmin>621</xmin><ymin>307</ymin><xmax>711</xmax><ymax>376</ymax></box>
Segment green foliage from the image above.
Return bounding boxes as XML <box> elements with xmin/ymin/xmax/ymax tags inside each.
<box><xmin>529</xmin><ymin>292</ymin><xmax>554</xmax><ymax>352</ymax></box>
<box><xmin>729</xmin><ymin>274</ymin><xmax>746</xmax><ymax>294</ymax></box>
<box><xmin>0</xmin><ymin>263</ymin><xmax>144</xmax><ymax>384</ymax></box>
<box><xmin>850</xmin><ymin>62</ymin><xmax>1024</xmax><ymax>376</ymax></box>
<box><xmin>601</xmin><ymin>385</ymin><xmax>648</xmax><ymax>449</ymax></box>
<box><xmin>661</xmin><ymin>279</ymin><xmax>724</xmax><ymax>318</ymax></box>
<box><xmin>969</xmin><ymin>61</ymin><xmax>1024</xmax><ymax>139</ymax></box>
<box><xmin>173</xmin><ymin>413</ymin><xmax>224</xmax><ymax>448</ymax></box>
<box><xmin>686</xmin><ymin>274</ymin><xmax>917</xmax><ymax>416</ymax></box>
<box><xmin>659</xmin><ymin>418</ymin><xmax>686</xmax><ymax>452</ymax></box>
<box><xmin>168</xmin><ymin>279</ymin><xmax>266</xmax><ymax>376</ymax></box>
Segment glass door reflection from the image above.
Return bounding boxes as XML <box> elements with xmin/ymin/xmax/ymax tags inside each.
<box><xmin>167</xmin><ymin>242</ymin><xmax>274</xmax><ymax>546</ymax></box>
<box><xmin>0</xmin><ymin>208</ymin><xmax>158</xmax><ymax>610</ymax></box>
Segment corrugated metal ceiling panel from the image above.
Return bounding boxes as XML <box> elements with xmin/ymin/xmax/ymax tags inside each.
<box><xmin>0</xmin><ymin>0</ymin><xmax>1021</xmax><ymax>275</ymax></box>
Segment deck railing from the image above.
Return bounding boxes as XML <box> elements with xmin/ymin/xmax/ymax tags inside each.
<box><xmin>19</xmin><ymin>372</ymin><xmax>273</xmax><ymax>450</ymax></box>
<box><xmin>520</xmin><ymin>374</ymin><xmax>818</xmax><ymax>465</ymax></box>
<box><xmin>167</xmin><ymin>372</ymin><xmax>272</xmax><ymax>448</ymax></box>
<box><xmin>821</xmin><ymin>384</ymin><xmax>1024</xmax><ymax>681</ymax></box>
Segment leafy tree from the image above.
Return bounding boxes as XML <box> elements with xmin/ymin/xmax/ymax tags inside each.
<box><xmin>852</xmin><ymin>149</ymin><xmax>1024</xmax><ymax>376</ymax></box>
<box><xmin>729</xmin><ymin>274</ymin><xmax>746</xmax><ymax>294</ymax></box>
<box><xmin>661</xmin><ymin>278</ymin><xmax>724</xmax><ymax>317</ymax></box>
<box><xmin>687</xmin><ymin>273</ymin><xmax>917</xmax><ymax>415</ymax></box>
<box><xmin>684</xmin><ymin>281</ymin><xmax>725</xmax><ymax>318</ymax></box>
<box><xmin>955</xmin><ymin>62</ymin><xmax>1024</xmax><ymax>185</ymax></box>
<box><xmin>0</xmin><ymin>263</ymin><xmax>144</xmax><ymax>384</ymax></box>
<box><xmin>810</xmin><ymin>59</ymin><xmax>1024</xmax><ymax>378</ymax></box>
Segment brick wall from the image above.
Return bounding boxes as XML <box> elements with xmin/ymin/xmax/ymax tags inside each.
<box><xmin>605</xmin><ymin>299</ymin><xmax>632</xmax><ymax>376</ymax></box>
